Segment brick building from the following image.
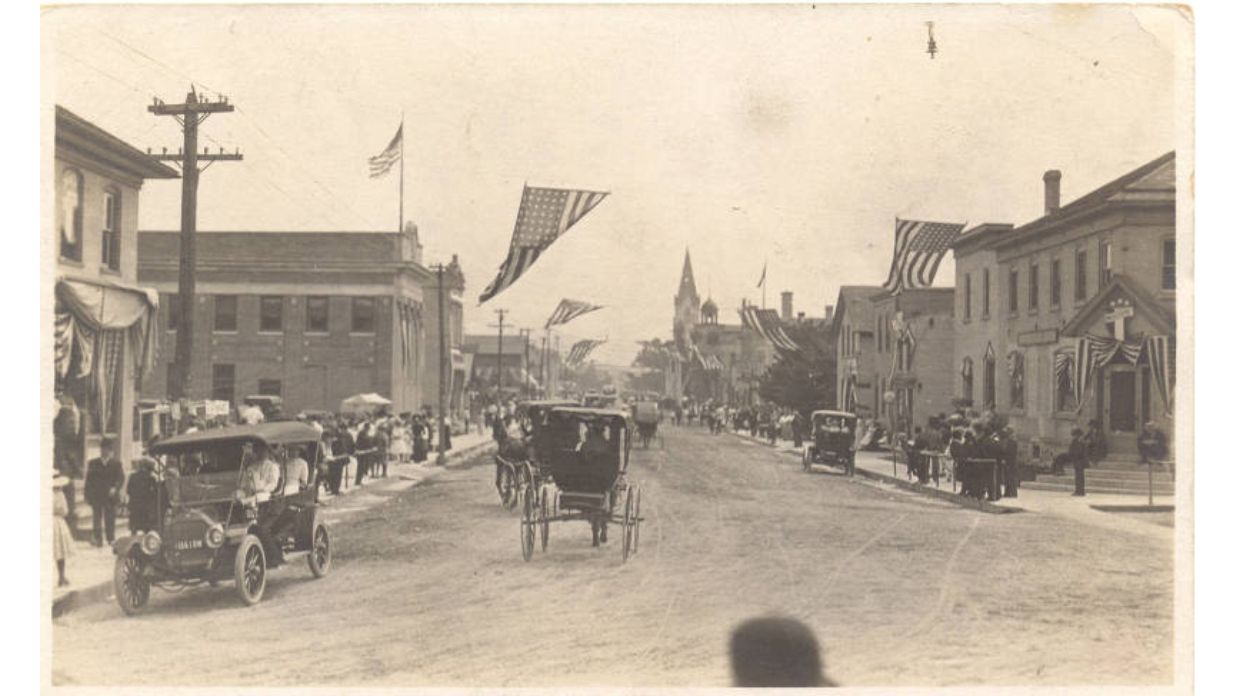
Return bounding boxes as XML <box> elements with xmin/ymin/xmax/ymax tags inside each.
<box><xmin>870</xmin><ymin>288</ymin><xmax>955</xmax><ymax>432</ymax></box>
<box><xmin>951</xmin><ymin>152</ymin><xmax>1177</xmax><ymax>459</ymax></box>
<box><xmin>831</xmin><ymin>286</ymin><xmax>882</xmax><ymax>416</ymax></box>
<box><xmin>53</xmin><ymin>106</ymin><xmax>177</xmax><ymax>463</ymax></box>
<box><xmin>137</xmin><ymin>224</ymin><xmax>445</xmax><ymax>415</ymax></box>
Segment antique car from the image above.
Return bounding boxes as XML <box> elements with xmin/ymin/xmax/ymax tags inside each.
<box><xmin>494</xmin><ymin>398</ymin><xmax>579</xmax><ymax>509</ymax></box>
<box><xmin>521</xmin><ymin>407</ymin><xmax>642</xmax><ymax>562</ymax></box>
<box><xmin>582</xmin><ymin>392</ymin><xmax>619</xmax><ymax>409</ymax></box>
<box><xmin>631</xmin><ymin>401</ymin><xmax>661</xmax><ymax>448</ymax></box>
<box><xmin>112</xmin><ymin>422</ymin><xmax>332</xmax><ymax>615</ymax></box>
<box><xmin>802</xmin><ymin>410</ymin><xmax>858</xmax><ymax>474</ymax></box>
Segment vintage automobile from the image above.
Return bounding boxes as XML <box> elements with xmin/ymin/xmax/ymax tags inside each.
<box><xmin>493</xmin><ymin>399</ymin><xmax>579</xmax><ymax>509</ymax></box>
<box><xmin>802</xmin><ymin>410</ymin><xmax>858</xmax><ymax>475</ymax></box>
<box><xmin>521</xmin><ymin>407</ymin><xmax>642</xmax><ymax>562</ymax></box>
<box><xmin>582</xmin><ymin>392</ymin><xmax>619</xmax><ymax>410</ymax></box>
<box><xmin>112</xmin><ymin>422</ymin><xmax>332</xmax><ymax>615</ymax></box>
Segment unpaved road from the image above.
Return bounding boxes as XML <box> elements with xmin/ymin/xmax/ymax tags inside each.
<box><xmin>53</xmin><ymin>426</ymin><xmax>1173</xmax><ymax>687</ymax></box>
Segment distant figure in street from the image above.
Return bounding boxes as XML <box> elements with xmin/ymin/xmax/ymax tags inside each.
<box><xmin>84</xmin><ymin>437</ymin><xmax>125</xmax><ymax>546</ymax></box>
<box><xmin>730</xmin><ymin>616</ymin><xmax>836</xmax><ymax>687</ymax></box>
<box><xmin>1069</xmin><ymin>427</ymin><xmax>1088</xmax><ymax>496</ymax></box>
<box><xmin>999</xmin><ymin>425</ymin><xmax>1019</xmax><ymax>498</ymax></box>
<box><xmin>125</xmin><ymin>458</ymin><xmax>160</xmax><ymax>534</ymax></box>
<box><xmin>791</xmin><ymin>411</ymin><xmax>803</xmax><ymax>449</ymax></box>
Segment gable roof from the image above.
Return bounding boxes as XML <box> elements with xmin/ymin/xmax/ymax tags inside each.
<box><xmin>1060</xmin><ymin>274</ymin><xmax>1176</xmax><ymax>338</ymax></box>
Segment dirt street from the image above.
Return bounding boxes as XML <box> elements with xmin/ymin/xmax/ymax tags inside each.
<box><xmin>52</xmin><ymin>426</ymin><xmax>1173</xmax><ymax>687</ymax></box>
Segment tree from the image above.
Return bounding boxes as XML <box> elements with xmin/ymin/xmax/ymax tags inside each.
<box><xmin>629</xmin><ymin>338</ymin><xmax>673</xmax><ymax>395</ymax></box>
<box><xmin>756</xmin><ymin>321</ymin><xmax>836</xmax><ymax>417</ymax></box>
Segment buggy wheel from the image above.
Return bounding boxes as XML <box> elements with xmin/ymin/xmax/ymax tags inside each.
<box><xmin>308</xmin><ymin>523</ymin><xmax>331</xmax><ymax>578</ymax></box>
<box><xmin>632</xmin><ymin>486</ymin><xmax>642</xmax><ymax>555</ymax></box>
<box><xmin>539</xmin><ymin>485</ymin><xmax>550</xmax><ymax>551</ymax></box>
<box><xmin>520</xmin><ymin>488</ymin><xmax>536</xmax><ymax>561</ymax></box>
<box><xmin>234</xmin><ymin>534</ymin><xmax>267</xmax><ymax>606</ymax></box>
<box><xmin>114</xmin><ymin>552</ymin><xmax>150</xmax><ymax>616</ymax></box>
<box><xmin>621</xmin><ymin>486</ymin><xmax>635</xmax><ymax>562</ymax></box>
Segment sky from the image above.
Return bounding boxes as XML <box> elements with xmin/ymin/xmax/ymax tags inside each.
<box><xmin>43</xmin><ymin>4</ymin><xmax>1185</xmax><ymax>365</ymax></box>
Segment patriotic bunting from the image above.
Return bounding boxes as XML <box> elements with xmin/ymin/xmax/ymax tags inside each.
<box><xmin>739</xmin><ymin>305</ymin><xmax>800</xmax><ymax>354</ymax></box>
<box><xmin>368</xmin><ymin>124</ymin><xmax>403</xmax><ymax>179</ymax></box>
<box><xmin>396</xmin><ymin>299</ymin><xmax>423</xmax><ymax>372</ymax></box>
<box><xmin>479</xmin><ymin>185</ymin><xmax>609</xmax><ymax>304</ymax></box>
<box><xmin>545</xmin><ymin>298</ymin><xmax>603</xmax><ymax>329</ymax></box>
<box><xmin>881</xmin><ymin>218</ymin><xmax>967</xmax><ymax>294</ymax></box>
<box><xmin>1144</xmin><ymin>335</ymin><xmax>1173</xmax><ymax>412</ymax></box>
<box><xmin>1072</xmin><ymin>333</ymin><xmax>1174</xmax><ymax>411</ymax></box>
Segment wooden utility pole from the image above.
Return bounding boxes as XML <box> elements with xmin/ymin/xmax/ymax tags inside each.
<box><xmin>434</xmin><ymin>264</ymin><xmax>449</xmax><ymax>466</ymax></box>
<box><xmin>519</xmin><ymin>328</ymin><xmax>532</xmax><ymax>397</ymax></box>
<box><xmin>490</xmin><ymin>309</ymin><xmax>508</xmax><ymax>398</ymax></box>
<box><xmin>148</xmin><ymin>88</ymin><xmax>242</xmax><ymax>400</ymax></box>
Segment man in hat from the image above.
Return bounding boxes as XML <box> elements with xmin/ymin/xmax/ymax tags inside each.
<box><xmin>125</xmin><ymin>457</ymin><xmax>161</xmax><ymax>534</ymax></box>
<box><xmin>84</xmin><ymin>437</ymin><xmax>125</xmax><ymax>546</ymax></box>
<box><xmin>1068</xmin><ymin>427</ymin><xmax>1089</xmax><ymax>496</ymax></box>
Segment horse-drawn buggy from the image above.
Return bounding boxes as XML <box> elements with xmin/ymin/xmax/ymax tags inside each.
<box><xmin>520</xmin><ymin>407</ymin><xmax>643</xmax><ymax>562</ymax></box>
<box><xmin>802</xmin><ymin>410</ymin><xmax>858</xmax><ymax>475</ymax></box>
<box><xmin>494</xmin><ymin>399</ymin><xmax>578</xmax><ymax>509</ymax></box>
<box><xmin>631</xmin><ymin>400</ymin><xmax>662</xmax><ymax>448</ymax></box>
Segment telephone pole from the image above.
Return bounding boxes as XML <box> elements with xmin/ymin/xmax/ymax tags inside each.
<box><xmin>489</xmin><ymin>309</ymin><xmax>508</xmax><ymax>398</ymax></box>
<box><xmin>148</xmin><ymin>87</ymin><xmax>242</xmax><ymax>400</ymax></box>
<box><xmin>519</xmin><ymin>328</ymin><xmax>532</xmax><ymax>398</ymax></box>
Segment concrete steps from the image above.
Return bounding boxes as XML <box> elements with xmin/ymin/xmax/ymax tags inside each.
<box><xmin>1022</xmin><ymin>463</ymin><xmax>1174</xmax><ymax>497</ymax></box>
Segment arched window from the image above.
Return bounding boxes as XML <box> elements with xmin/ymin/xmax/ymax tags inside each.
<box><xmin>58</xmin><ymin>168</ymin><xmax>83</xmax><ymax>262</ymax></box>
<box><xmin>1008</xmin><ymin>350</ymin><xmax>1025</xmax><ymax>409</ymax></box>
<box><xmin>961</xmin><ymin>357</ymin><xmax>974</xmax><ymax>403</ymax></box>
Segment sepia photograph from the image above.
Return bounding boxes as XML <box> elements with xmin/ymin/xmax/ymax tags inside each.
<box><xmin>38</xmin><ymin>2</ymin><xmax>1193</xmax><ymax>691</ymax></box>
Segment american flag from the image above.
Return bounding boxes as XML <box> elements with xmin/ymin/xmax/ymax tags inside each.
<box><xmin>740</xmin><ymin>305</ymin><xmax>800</xmax><ymax>354</ymax></box>
<box><xmin>479</xmin><ymin>185</ymin><xmax>609</xmax><ymax>304</ymax></box>
<box><xmin>565</xmin><ymin>338</ymin><xmax>604</xmax><ymax>367</ymax></box>
<box><xmin>881</xmin><ymin>218</ymin><xmax>966</xmax><ymax>294</ymax></box>
<box><xmin>368</xmin><ymin>124</ymin><xmax>402</xmax><ymax>178</ymax></box>
<box><xmin>545</xmin><ymin>298</ymin><xmax>603</xmax><ymax>329</ymax></box>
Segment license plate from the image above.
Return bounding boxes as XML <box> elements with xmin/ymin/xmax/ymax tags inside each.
<box><xmin>175</xmin><ymin>539</ymin><xmax>203</xmax><ymax>550</ymax></box>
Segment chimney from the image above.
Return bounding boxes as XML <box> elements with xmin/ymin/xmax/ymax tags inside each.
<box><xmin>1043</xmin><ymin>170</ymin><xmax>1062</xmax><ymax>214</ymax></box>
<box><xmin>781</xmin><ymin>291</ymin><xmax>793</xmax><ymax>322</ymax></box>
<box><xmin>825</xmin><ymin>305</ymin><xmax>835</xmax><ymax>322</ymax></box>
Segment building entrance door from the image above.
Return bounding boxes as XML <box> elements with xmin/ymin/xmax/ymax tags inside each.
<box><xmin>1104</xmin><ymin>365</ymin><xmax>1139</xmax><ymax>455</ymax></box>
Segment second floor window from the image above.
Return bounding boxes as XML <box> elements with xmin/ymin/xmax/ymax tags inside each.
<box><xmin>1075</xmin><ymin>250</ymin><xmax>1088</xmax><ymax>301</ymax></box>
<box><xmin>306</xmin><ymin>296</ymin><xmax>330</xmax><ymax>333</ymax></box>
<box><xmin>1050</xmin><ymin>259</ymin><xmax>1061</xmax><ymax>308</ymax></box>
<box><xmin>352</xmin><ymin>297</ymin><xmax>375</xmax><ymax>333</ymax></box>
<box><xmin>982</xmin><ymin>268</ymin><xmax>991</xmax><ymax>317</ymax></box>
<box><xmin>964</xmin><ymin>273</ymin><xmax>972</xmax><ymax>320</ymax></box>
<box><xmin>1028</xmin><ymin>264</ymin><xmax>1040</xmax><ymax>311</ymax></box>
<box><xmin>58</xmin><ymin>169</ymin><xmax>83</xmax><ymax>262</ymax></box>
<box><xmin>101</xmin><ymin>191</ymin><xmax>121</xmax><ymax>271</ymax></box>
<box><xmin>1162</xmin><ymin>238</ymin><xmax>1176</xmax><ymax>290</ymax></box>
<box><xmin>1009</xmin><ymin>268</ymin><xmax>1019</xmax><ymax>313</ymax></box>
<box><xmin>214</xmin><ymin>295</ymin><xmax>238</xmax><ymax>332</ymax></box>
<box><xmin>259</xmin><ymin>296</ymin><xmax>283</xmax><ymax>333</ymax></box>
<box><xmin>1099</xmin><ymin>241</ymin><xmax>1112</xmax><ymax>285</ymax></box>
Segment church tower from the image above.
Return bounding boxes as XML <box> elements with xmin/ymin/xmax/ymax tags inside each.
<box><xmin>673</xmin><ymin>248</ymin><xmax>701</xmax><ymax>348</ymax></box>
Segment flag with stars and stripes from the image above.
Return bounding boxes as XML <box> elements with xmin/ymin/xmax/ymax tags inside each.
<box><xmin>368</xmin><ymin>124</ymin><xmax>402</xmax><ymax>178</ymax></box>
<box><xmin>565</xmin><ymin>338</ymin><xmax>605</xmax><ymax>367</ymax></box>
<box><xmin>881</xmin><ymin>218</ymin><xmax>967</xmax><ymax>294</ymax></box>
<box><xmin>545</xmin><ymin>298</ymin><xmax>604</xmax><ymax>329</ymax></box>
<box><xmin>740</xmin><ymin>305</ymin><xmax>801</xmax><ymax>355</ymax></box>
<box><xmin>479</xmin><ymin>185</ymin><xmax>609</xmax><ymax>304</ymax></box>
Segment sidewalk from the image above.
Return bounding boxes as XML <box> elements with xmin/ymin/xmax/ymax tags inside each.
<box><xmin>51</xmin><ymin>431</ymin><xmax>497</xmax><ymax>618</ymax></box>
<box><xmin>727</xmin><ymin>429</ymin><xmax>1174</xmax><ymax>535</ymax></box>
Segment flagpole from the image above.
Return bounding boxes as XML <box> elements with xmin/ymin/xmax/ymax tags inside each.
<box><xmin>398</xmin><ymin>112</ymin><xmax>404</xmax><ymax>233</ymax></box>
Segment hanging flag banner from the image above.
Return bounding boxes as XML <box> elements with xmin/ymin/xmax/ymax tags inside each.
<box><xmin>739</xmin><ymin>305</ymin><xmax>800</xmax><ymax>354</ymax></box>
<box><xmin>479</xmin><ymin>185</ymin><xmax>609</xmax><ymax>304</ymax></box>
<box><xmin>545</xmin><ymin>298</ymin><xmax>604</xmax><ymax>329</ymax></box>
<box><xmin>565</xmin><ymin>338</ymin><xmax>605</xmax><ymax>367</ymax></box>
<box><xmin>881</xmin><ymin>218</ymin><xmax>967</xmax><ymax>294</ymax></box>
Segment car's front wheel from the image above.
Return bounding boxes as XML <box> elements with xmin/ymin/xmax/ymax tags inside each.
<box><xmin>234</xmin><ymin>534</ymin><xmax>267</xmax><ymax>606</ymax></box>
<box><xmin>308</xmin><ymin>523</ymin><xmax>331</xmax><ymax>578</ymax></box>
<box><xmin>114</xmin><ymin>552</ymin><xmax>150</xmax><ymax>616</ymax></box>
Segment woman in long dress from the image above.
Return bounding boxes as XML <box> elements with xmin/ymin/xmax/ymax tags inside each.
<box><xmin>411</xmin><ymin>416</ymin><xmax>428</xmax><ymax>463</ymax></box>
<box><xmin>388</xmin><ymin>416</ymin><xmax>411</xmax><ymax>463</ymax></box>
<box><xmin>53</xmin><ymin>475</ymin><xmax>76</xmax><ymax>587</ymax></box>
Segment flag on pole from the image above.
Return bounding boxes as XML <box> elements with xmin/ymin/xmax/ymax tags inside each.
<box><xmin>740</xmin><ymin>305</ymin><xmax>800</xmax><ymax>354</ymax></box>
<box><xmin>565</xmin><ymin>338</ymin><xmax>605</xmax><ymax>367</ymax></box>
<box><xmin>881</xmin><ymin>218</ymin><xmax>967</xmax><ymax>294</ymax></box>
<box><xmin>368</xmin><ymin>124</ymin><xmax>403</xmax><ymax>178</ymax></box>
<box><xmin>756</xmin><ymin>261</ymin><xmax>766</xmax><ymax>288</ymax></box>
<box><xmin>545</xmin><ymin>299</ymin><xmax>603</xmax><ymax>329</ymax></box>
<box><xmin>479</xmin><ymin>185</ymin><xmax>609</xmax><ymax>304</ymax></box>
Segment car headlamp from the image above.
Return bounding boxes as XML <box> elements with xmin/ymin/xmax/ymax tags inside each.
<box><xmin>205</xmin><ymin>524</ymin><xmax>225</xmax><ymax>549</ymax></box>
<box><xmin>140</xmin><ymin>530</ymin><xmax>162</xmax><ymax>556</ymax></box>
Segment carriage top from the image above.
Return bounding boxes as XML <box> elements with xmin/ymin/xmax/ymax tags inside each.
<box><xmin>150</xmin><ymin>422</ymin><xmax>322</xmax><ymax>456</ymax></box>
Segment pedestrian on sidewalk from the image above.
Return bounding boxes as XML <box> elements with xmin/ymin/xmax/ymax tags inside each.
<box><xmin>125</xmin><ymin>458</ymin><xmax>160</xmax><ymax>534</ymax></box>
<box><xmin>84</xmin><ymin>437</ymin><xmax>124</xmax><ymax>547</ymax></box>
<box><xmin>52</xmin><ymin>475</ymin><xmax>75</xmax><ymax>587</ymax></box>
<box><xmin>54</xmin><ymin>394</ymin><xmax>82</xmax><ymax>524</ymax></box>
<box><xmin>375</xmin><ymin>422</ymin><xmax>390</xmax><ymax>478</ymax></box>
<box><xmin>442</xmin><ymin>414</ymin><xmax>454</xmax><ymax>452</ymax></box>
<box><xmin>1069</xmin><ymin>427</ymin><xmax>1088</xmax><ymax>496</ymax></box>
<box><xmin>1000</xmin><ymin>425</ymin><xmax>1019</xmax><ymax>498</ymax></box>
<box><xmin>354</xmin><ymin>422</ymin><xmax>375</xmax><ymax>486</ymax></box>
<box><xmin>791</xmin><ymin>411</ymin><xmax>803</xmax><ymax>449</ymax></box>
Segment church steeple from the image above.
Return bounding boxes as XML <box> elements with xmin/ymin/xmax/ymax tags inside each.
<box><xmin>677</xmin><ymin>248</ymin><xmax>700</xmax><ymax>305</ymax></box>
<box><xmin>673</xmin><ymin>247</ymin><xmax>702</xmax><ymax>349</ymax></box>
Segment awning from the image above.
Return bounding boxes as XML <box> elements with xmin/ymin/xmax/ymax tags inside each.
<box><xmin>341</xmin><ymin>392</ymin><xmax>392</xmax><ymax>414</ymax></box>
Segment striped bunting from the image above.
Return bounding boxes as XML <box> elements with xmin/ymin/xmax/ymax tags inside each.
<box><xmin>565</xmin><ymin>338</ymin><xmax>604</xmax><ymax>367</ymax></box>
<box><xmin>545</xmin><ymin>298</ymin><xmax>603</xmax><ymax>329</ymax></box>
<box><xmin>881</xmin><ymin>218</ymin><xmax>966</xmax><ymax>294</ymax></box>
<box><xmin>368</xmin><ymin>124</ymin><xmax>402</xmax><ymax>178</ymax></box>
<box><xmin>1144</xmin><ymin>335</ymin><xmax>1173</xmax><ymax>412</ymax></box>
<box><xmin>54</xmin><ymin>312</ymin><xmax>74</xmax><ymax>379</ymax></box>
<box><xmin>479</xmin><ymin>185</ymin><xmax>609</xmax><ymax>304</ymax></box>
<box><xmin>739</xmin><ymin>306</ymin><xmax>800</xmax><ymax>354</ymax></box>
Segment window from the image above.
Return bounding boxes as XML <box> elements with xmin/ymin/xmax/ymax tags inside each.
<box><xmin>166</xmin><ymin>293</ymin><xmax>180</xmax><ymax>331</ymax></box>
<box><xmin>964</xmin><ymin>273</ymin><xmax>972</xmax><ymax>320</ymax></box>
<box><xmin>1162</xmin><ymin>238</ymin><xmax>1176</xmax><ymax>290</ymax></box>
<box><xmin>306</xmin><ymin>296</ymin><xmax>330</xmax><ymax>333</ymax></box>
<box><xmin>876</xmin><ymin>315</ymin><xmax>883</xmax><ymax>353</ymax></box>
<box><xmin>1075</xmin><ymin>250</ymin><xmax>1088</xmax><ymax>301</ymax></box>
<box><xmin>58</xmin><ymin>168</ymin><xmax>83</xmax><ymax>262</ymax></box>
<box><xmin>214</xmin><ymin>295</ymin><xmax>238</xmax><ymax>332</ymax></box>
<box><xmin>259</xmin><ymin>296</ymin><xmax>284</xmax><ymax>333</ymax></box>
<box><xmin>983</xmin><ymin>355</ymin><xmax>996</xmax><ymax>409</ymax></box>
<box><xmin>100</xmin><ymin>190</ymin><xmax>122</xmax><ymax>271</ymax></box>
<box><xmin>211</xmin><ymin>363</ymin><xmax>235</xmax><ymax>404</ymax></box>
<box><xmin>1009</xmin><ymin>351</ymin><xmax>1025</xmax><ymax>409</ymax></box>
<box><xmin>961</xmin><ymin>358</ymin><xmax>974</xmax><ymax>403</ymax></box>
<box><xmin>1055</xmin><ymin>353</ymin><xmax>1077</xmax><ymax>412</ymax></box>
<box><xmin>1099</xmin><ymin>241</ymin><xmax>1112</xmax><ymax>285</ymax></box>
<box><xmin>351</xmin><ymin>297</ymin><xmax>375</xmax><ymax>333</ymax></box>
<box><xmin>1049</xmin><ymin>259</ymin><xmax>1061</xmax><ymax>308</ymax></box>
<box><xmin>1028</xmin><ymin>263</ymin><xmax>1039</xmax><ymax>311</ymax></box>
<box><xmin>982</xmin><ymin>268</ymin><xmax>991</xmax><ymax>317</ymax></box>
<box><xmin>1009</xmin><ymin>268</ymin><xmax>1019</xmax><ymax>313</ymax></box>
<box><xmin>257</xmin><ymin>379</ymin><xmax>282</xmax><ymax>397</ymax></box>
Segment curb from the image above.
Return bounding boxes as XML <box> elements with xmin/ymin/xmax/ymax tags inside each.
<box><xmin>725</xmin><ymin>430</ymin><xmax>1019</xmax><ymax>515</ymax></box>
<box><xmin>52</xmin><ymin>439</ymin><xmax>499</xmax><ymax>619</ymax></box>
